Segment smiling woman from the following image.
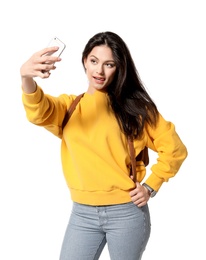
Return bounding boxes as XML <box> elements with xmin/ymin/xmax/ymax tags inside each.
<box><xmin>83</xmin><ymin>45</ymin><xmax>116</xmax><ymax>94</ymax></box>
<box><xmin>20</xmin><ymin>31</ymin><xmax>187</xmax><ymax>260</ymax></box>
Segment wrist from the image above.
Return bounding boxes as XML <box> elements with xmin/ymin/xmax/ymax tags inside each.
<box><xmin>21</xmin><ymin>78</ymin><xmax>37</xmax><ymax>94</ymax></box>
<box><xmin>142</xmin><ymin>183</ymin><xmax>157</xmax><ymax>198</ymax></box>
<box><xmin>143</xmin><ymin>185</ymin><xmax>151</xmax><ymax>196</ymax></box>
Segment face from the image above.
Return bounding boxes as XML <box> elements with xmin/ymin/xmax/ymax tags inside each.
<box><xmin>84</xmin><ymin>45</ymin><xmax>117</xmax><ymax>94</ymax></box>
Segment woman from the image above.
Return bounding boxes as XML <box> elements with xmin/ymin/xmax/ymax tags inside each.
<box><xmin>20</xmin><ymin>31</ymin><xmax>187</xmax><ymax>260</ymax></box>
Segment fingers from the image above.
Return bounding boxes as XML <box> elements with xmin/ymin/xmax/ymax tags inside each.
<box><xmin>21</xmin><ymin>48</ymin><xmax>61</xmax><ymax>79</ymax></box>
<box><xmin>40</xmin><ymin>71</ymin><xmax>51</xmax><ymax>79</ymax></box>
<box><xmin>39</xmin><ymin>46</ymin><xmax>59</xmax><ymax>57</ymax></box>
<box><xmin>40</xmin><ymin>64</ymin><xmax>58</xmax><ymax>79</ymax></box>
<box><xmin>38</xmin><ymin>49</ymin><xmax>61</xmax><ymax>77</ymax></box>
<box><xmin>129</xmin><ymin>182</ymin><xmax>150</xmax><ymax>207</ymax></box>
<box><xmin>40</xmin><ymin>54</ymin><xmax>61</xmax><ymax>65</ymax></box>
<box><xmin>41</xmin><ymin>63</ymin><xmax>56</xmax><ymax>73</ymax></box>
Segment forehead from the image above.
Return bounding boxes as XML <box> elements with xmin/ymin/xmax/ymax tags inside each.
<box><xmin>89</xmin><ymin>45</ymin><xmax>114</xmax><ymax>61</ymax></box>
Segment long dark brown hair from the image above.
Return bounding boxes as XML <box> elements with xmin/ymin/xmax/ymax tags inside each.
<box><xmin>82</xmin><ymin>31</ymin><xmax>159</xmax><ymax>140</ymax></box>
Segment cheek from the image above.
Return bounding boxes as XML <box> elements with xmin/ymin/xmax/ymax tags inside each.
<box><xmin>108</xmin><ymin>70</ymin><xmax>116</xmax><ymax>82</ymax></box>
<box><xmin>85</xmin><ymin>64</ymin><xmax>94</xmax><ymax>75</ymax></box>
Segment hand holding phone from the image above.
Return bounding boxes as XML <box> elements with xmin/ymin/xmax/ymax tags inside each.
<box><xmin>42</xmin><ymin>37</ymin><xmax>66</xmax><ymax>74</ymax></box>
<box><xmin>46</xmin><ymin>37</ymin><xmax>66</xmax><ymax>57</ymax></box>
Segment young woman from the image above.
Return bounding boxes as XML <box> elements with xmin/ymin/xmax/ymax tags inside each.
<box><xmin>20</xmin><ymin>31</ymin><xmax>187</xmax><ymax>260</ymax></box>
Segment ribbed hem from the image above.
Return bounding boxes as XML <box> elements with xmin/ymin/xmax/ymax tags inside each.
<box><xmin>22</xmin><ymin>85</ymin><xmax>43</xmax><ymax>104</ymax></box>
<box><xmin>144</xmin><ymin>173</ymin><xmax>164</xmax><ymax>191</ymax></box>
<box><xmin>70</xmin><ymin>188</ymin><xmax>133</xmax><ymax>206</ymax></box>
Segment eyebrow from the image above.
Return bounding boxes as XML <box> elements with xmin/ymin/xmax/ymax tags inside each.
<box><xmin>89</xmin><ymin>55</ymin><xmax>115</xmax><ymax>63</ymax></box>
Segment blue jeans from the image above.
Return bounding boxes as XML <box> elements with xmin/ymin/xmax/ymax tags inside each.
<box><xmin>60</xmin><ymin>202</ymin><xmax>151</xmax><ymax>260</ymax></box>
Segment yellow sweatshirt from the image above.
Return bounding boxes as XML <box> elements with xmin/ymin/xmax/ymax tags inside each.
<box><xmin>22</xmin><ymin>85</ymin><xmax>188</xmax><ymax>205</ymax></box>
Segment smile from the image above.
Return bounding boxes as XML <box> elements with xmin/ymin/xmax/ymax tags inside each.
<box><xmin>93</xmin><ymin>76</ymin><xmax>105</xmax><ymax>81</ymax></box>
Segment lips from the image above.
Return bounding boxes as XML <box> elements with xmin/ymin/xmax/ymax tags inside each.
<box><xmin>93</xmin><ymin>76</ymin><xmax>105</xmax><ymax>84</ymax></box>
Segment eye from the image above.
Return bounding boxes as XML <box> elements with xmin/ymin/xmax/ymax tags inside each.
<box><xmin>90</xmin><ymin>59</ymin><xmax>97</xmax><ymax>64</ymax></box>
<box><xmin>106</xmin><ymin>63</ymin><xmax>115</xmax><ymax>68</ymax></box>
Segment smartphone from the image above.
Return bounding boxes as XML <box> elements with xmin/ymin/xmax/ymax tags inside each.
<box><xmin>46</xmin><ymin>36</ymin><xmax>66</xmax><ymax>57</ymax></box>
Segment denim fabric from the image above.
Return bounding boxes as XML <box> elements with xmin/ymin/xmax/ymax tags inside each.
<box><xmin>60</xmin><ymin>202</ymin><xmax>151</xmax><ymax>260</ymax></box>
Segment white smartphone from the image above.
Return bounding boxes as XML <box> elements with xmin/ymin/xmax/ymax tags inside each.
<box><xmin>46</xmin><ymin>36</ymin><xmax>66</xmax><ymax>57</ymax></box>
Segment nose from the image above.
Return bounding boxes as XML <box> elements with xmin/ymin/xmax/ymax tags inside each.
<box><xmin>96</xmin><ymin>65</ymin><xmax>104</xmax><ymax>75</ymax></box>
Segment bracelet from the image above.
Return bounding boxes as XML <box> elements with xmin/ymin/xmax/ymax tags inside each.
<box><xmin>142</xmin><ymin>183</ymin><xmax>157</xmax><ymax>198</ymax></box>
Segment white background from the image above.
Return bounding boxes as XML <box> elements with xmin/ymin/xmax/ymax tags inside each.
<box><xmin>0</xmin><ymin>0</ymin><xmax>205</xmax><ymax>259</ymax></box>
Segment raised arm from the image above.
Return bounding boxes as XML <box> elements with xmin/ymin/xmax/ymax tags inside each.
<box><xmin>20</xmin><ymin>46</ymin><xmax>61</xmax><ymax>93</ymax></box>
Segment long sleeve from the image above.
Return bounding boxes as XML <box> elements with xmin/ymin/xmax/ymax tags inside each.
<box><xmin>22</xmin><ymin>84</ymin><xmax>75</xmax><ymax>138</ymax></box>
<box><xmin>142</xmin><ymin>113</ymin><xmax>188</xmax><ymax>191</ymax></box>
